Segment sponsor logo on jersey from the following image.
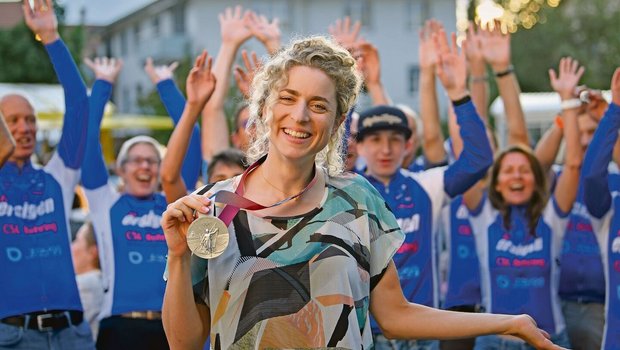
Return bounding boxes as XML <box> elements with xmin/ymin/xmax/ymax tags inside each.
<box><xmin>121</xmin><ymin>210</ymin><xmax>162</xmax><ymax>229</ymax></box>
<box><xmin>0</xmin><ymin>198</ymin><xmax>55</xmax><ymax>220</ymax></box>
<box><xmin>496</xmin><ymin>237</ymin><xmax>543</xmax><ymax>257</ymax></box>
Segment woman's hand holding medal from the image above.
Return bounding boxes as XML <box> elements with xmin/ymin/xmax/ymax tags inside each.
<box><xmin>161</xmin><ymin>194</ymin><xmax>211</xmax><ymax>258</ymax></box>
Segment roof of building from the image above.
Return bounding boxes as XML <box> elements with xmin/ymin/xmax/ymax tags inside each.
<box><xmin>0</xmin><ymin>2</ymin><xmax>24</xmax><ymax>28</ymax></box>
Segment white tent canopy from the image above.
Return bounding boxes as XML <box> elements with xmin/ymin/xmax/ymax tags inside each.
<box><xmin>490</xmin><ymin>90</ymin><xmax>612</xmax><ymax>148</ymax></box>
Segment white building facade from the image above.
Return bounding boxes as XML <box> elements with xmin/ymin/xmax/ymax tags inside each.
<box><xmin>95</xmin><ymin>0</ymin><xmax>457</xmax><ymax>115</ymax></box>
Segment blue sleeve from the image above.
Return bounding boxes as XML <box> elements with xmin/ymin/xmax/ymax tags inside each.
<box><xmin>443</xmin><ymin>100</ymin><xmax>494</xmax><ymax>198</ymax></box>
<box><xmin>81</xmin><ymin>80</ymin><xmax>113</xmax><ymax>189</ymax></box>
<box><xmin>156</xmin><ymin>79</ymin><xmax>201</xmax><ymax>190</ymax></box>
<box><xmin>583</xmin><ymin>103</ymin><xmax>620</xmax><ymax>218</ymax></box>
<box><xmin>45</xmin><ymin>39</ymin><xmax>89</xmax><ymax>169</ymax></box>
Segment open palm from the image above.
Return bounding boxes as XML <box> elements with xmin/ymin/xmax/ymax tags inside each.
<box><xmin>23</xmin><ymin>0</ymin><xmax>58</xmax><ymax>44</ymax></box>
<box><xmin>186</xmin><ymin>51</ymin><xmax>216</xmax><ymax>106</ymax></box>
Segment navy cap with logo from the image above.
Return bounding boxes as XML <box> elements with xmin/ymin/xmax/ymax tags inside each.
<box><xmin>355</xmin><ymin>105</ymin><xmax>412</xmax><ymax>141</ymax></box>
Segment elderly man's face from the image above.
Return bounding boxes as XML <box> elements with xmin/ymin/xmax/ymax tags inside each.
<box><xmin>0</xmin><ymin>95</ymin><xmax>37</xmax><ymax>164</ymax></box>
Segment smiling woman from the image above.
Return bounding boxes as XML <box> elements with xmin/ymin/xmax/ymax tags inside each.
<box><xmin>161</xmin><ymin>35</ymin><xmax>569</xmax><ymax>350</ymax></box>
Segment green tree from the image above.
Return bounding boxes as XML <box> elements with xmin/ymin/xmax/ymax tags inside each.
<box><xmin>511</xmin><ymin>0</ymin><xmax>620</xmax><ymax>92</ymax></box>
<box><xmin>0</xmin><ymin>1</ymin><xmax>84</xmax><ymax>84</ymax></box>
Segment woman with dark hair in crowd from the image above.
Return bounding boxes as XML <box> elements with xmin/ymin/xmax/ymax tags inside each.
<box><xmin>463</xmin><ymin>57</ymin><xmax>584</xmax><ymax>349</ymax></box>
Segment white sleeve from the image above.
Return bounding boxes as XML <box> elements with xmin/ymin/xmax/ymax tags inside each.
<box><xmin>83</xmin><ymin>183</ymin><xmax>120</xmax><ymax>292</ymax></box>
<box><xmin>411</xmin><ymin>166</ymin><xmax>448</xmax><ymax>230</ymax></box>
<box><xmin>44</xmin><ymin>152</ymin><xmax>80</xmax><ymax>240</ymax></box>
<box><xmin>542</xmin><ymin>198</ymin><xmax>571</xmax><ymax>257</ymax></box>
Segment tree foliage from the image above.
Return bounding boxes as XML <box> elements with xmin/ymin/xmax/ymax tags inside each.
<box><xmin>511</xmin><ymin>0</ymin><xmax>620</xmax><ymax>92</ymax></box>
<box><xmin>0</xmin><ymin>1</ymin><xmax>84</xmax><ymax>84</ymax></box>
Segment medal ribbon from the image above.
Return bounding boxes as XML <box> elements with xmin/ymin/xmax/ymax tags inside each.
<box><xmin>210</xmin><ymin>155</ymin><xmax>318</xmax><ymax>226</ymax></box>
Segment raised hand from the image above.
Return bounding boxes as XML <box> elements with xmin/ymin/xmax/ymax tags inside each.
<box><xmin>479</xmin><ymin>20</ymin><xmax>511</xmax><ymax>72</ymax></box>
<box><xmin>612</xmin><ymin>67</ymin><xmax>620</xmax><ymax>106</ymax></box>
<box><xmin>328</xmin><ymin>16</ymin><xmax>362</xmax><ymax>51</ymax></box>
<box><xmin>22</xmin><ymin>0</ymin><xmax>59</xmax><ymax>44</ymax></box>
<box><xmin>583</xmin><ymin>89</ymin><xmax>608</xmax><ymax>121</ymax></box>
<box><xmin>246</xmin><ymin>12</ymin><xmax>281</xmax><ymax>54</ymax></box>
<box><xmin>418</xmin><ymin>19</ymin><xmax>443</xmax><ymax>71</ymax></box>
<box><xmin>464</xmin><ymin>22</ymin><xmax>485</xmax><ymax>69</ymax></box>
<box><xmin>84</xmin><ymin>57</ymin><xmax>123</xmax><ymax>84</ymax></box>
<box><xmin>548</xmin><ymin>57</ymin><xmax>585</xmax><ymax>100</ymax></box>
<box><xmin>219</xmin><ymin>5</ymin><xmax>253</xmax><ymax>47</ymax></box>
<box><xmin>161</xmin><ymin>194</ymin><xmax>211</xmax><ymax>258</ymax></box>
<box><xmin>144</xmin><ymin>57</ymin><xmax>179</xmax><ymax>85</ymax></box>
<box><xmin>233</xmin><ymin>50</ymin><xmax>261</xmax><ymax>99</ymax></box>
<box><xmin>186</xmin><ymin>50</ymin><xmax>216</xmax><ymax>107</ymax></box>
<box><xmin>353</xmin><ymin>41</ymin><xmax>381</xmax><ymax>86</ymax></box>
<box><xmin>434</xmin><ymin>30</ymin><xmax>468</xmax><ymax>101</ymax></box>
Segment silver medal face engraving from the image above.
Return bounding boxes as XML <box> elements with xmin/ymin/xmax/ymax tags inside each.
<box><xmin>187</xmin><ymin>216</ymin><xmax>230</xmax><ymax>259</ymax></box>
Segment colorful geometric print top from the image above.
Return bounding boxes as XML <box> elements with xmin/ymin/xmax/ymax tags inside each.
<box><xmin>190</xmin><ymin>171</ymin><xmax>405</xmax><ymax>349</ymax></box>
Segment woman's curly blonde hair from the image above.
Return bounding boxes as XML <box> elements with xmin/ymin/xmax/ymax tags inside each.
<box><xmin>246</xmin><ymin>35</ymin><xmax>362</xmax><ymax>176</ymax></box>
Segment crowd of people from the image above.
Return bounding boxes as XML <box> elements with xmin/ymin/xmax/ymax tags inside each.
<box><xmin>2</xmin><ymin>0</ymin><xmax>620</xmax><ymax>349</ymax></box>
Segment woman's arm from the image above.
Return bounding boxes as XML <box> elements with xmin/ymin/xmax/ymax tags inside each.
<box><xmin>583</xmin><ymin>68</ymin><xmax>620</xmax><ymax>218</ymax></box>
<box><xmin>162</xmin><ymin>51</ymin><xmax>216</xmax><ymax>203</ymax></box>
<box><xmin>550</xmin><ymin>58</ymin><xmax>585</xmax><ymax>214</ymax></box>
<box><xmin>162</xmin><ymin>194</ymin><xmax>213</xmax><ymax>348</ymax></box>
<box><xmin>370</xmin><ymin>262</ymin><xmax>564</xmax><ymax>349</ymax></box>
<box><xmin>480</xmin><ymin>20</ymin><xmax>529</xmax><ymax>146</ymax></box>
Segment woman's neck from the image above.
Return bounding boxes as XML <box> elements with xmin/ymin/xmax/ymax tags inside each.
<box><xmin>259</xmin><ymin>153</ymin><xmax>315</xmax><ymax>199</ymax></box>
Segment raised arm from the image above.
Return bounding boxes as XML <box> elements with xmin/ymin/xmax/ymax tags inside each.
<box><xmin>355</xmin><ymin>40</ymin><xmax>391</xmax><ymax>105</ymax></box>
<box><xmin>434</xmin><ymin>29</ymin><xmax>493</xmax><ymax>198</ymax></box>
<box><xmin>328</xmin><ymin>16</ymin><xmax>362</xmax><ymax>52</ymax></box>
<box><xmin>480</xmin><ymin>20</ymin><xmax>528</xmax><ymax>147</ymax></box>
<box><xmin>370</xmin><ymin>262</ymin><xmax>566</xmax><ymax>349</ymax></box>
<box><xmin>246</xmin><ymin>11</ymin><xmax>281</xmax><ymax>55</ymax></box>
<box><xmin>145</xmin><ymin>58</ymin><xmax>202</xmax><ymax>190</ymax></box>
<box><xmin>24</xmin><ymin>0</ymin><xmax>89</xmax><ymax>169</ymax></box>
<box><xmin>0</xmin><ymin>116</ymin><xmax>15</xmax><ymax>168</ymax></box>
<box><xmin>233</xmin><ymin>50</ymin><xmax>261</xmax><ymax>100</ymax></box>
<box><xmin>201</xmin><ymin>6</ymin><xmax>253</xmax><ymax>161</ymax></box>
<box><xmin>418</xmin><ymin>20</ymin><xmax>447</xmax><ymax>165</ymax></box>
<box><xmin>583</xmin><ymin>68</ymin><xmax>620</xmax><ymax>218</ymax></box>
<box><xmin>81</xmin><ymin>57</ymin><xmax>123</xmax><ymax>189</ymax></box>
<box><xmin>162</xmin><ymin>51</ymin><xmax>216</xmax><ymax>203</ymax></box>
<box><xmin>464</xmin><ymin>22</ymin><xmax>489</xmax><ymax>121</ymax></box>
<box><xmin>550</xmin><ymin>57</ymin><xmax>584</xmax><ymax>214</ymax></box>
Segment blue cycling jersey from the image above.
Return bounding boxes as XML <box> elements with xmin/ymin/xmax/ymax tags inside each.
<box><xmin>583</xmin><ymin>103</ymin><xmax>620</xmax><ymax>349</ymax></box>
<box><xmin>0</xmin><ymin>39</ymin><xmax>88</xmax><ymax>318</ymax></box>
